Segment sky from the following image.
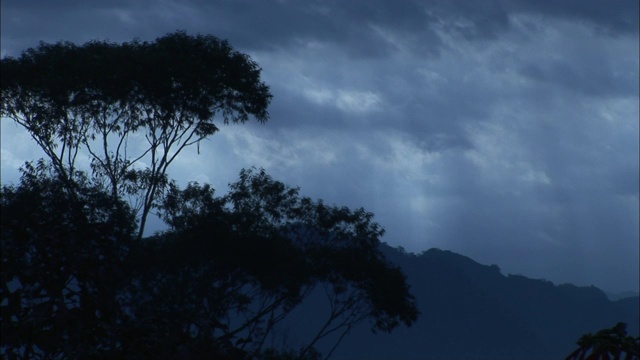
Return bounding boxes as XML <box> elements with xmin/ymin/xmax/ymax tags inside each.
<box><xmin>1</xmin><ymin>0</ymin><xmax>638</xmax><ymax>293</ymax></box>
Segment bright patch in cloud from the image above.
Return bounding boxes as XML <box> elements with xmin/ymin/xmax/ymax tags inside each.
<box><xmin>464</xmin><ymin>121</ymin><xmax>552</xmax><ymax>191</ymax></box>
<box><xmin>335</xmin><ymin>90</ymin><xmax>381</xmax><ymax>113</ymax></box>
<box><xmin>304</xmin><ymin>87</ymin><xmax>382</xmax><ymax>113</ymax></box>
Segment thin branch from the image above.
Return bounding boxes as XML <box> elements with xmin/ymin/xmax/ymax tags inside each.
<box><xmin>323</xmin><ymin>325</ymin><xmax>352</xmax><ymax>360</ymax></box>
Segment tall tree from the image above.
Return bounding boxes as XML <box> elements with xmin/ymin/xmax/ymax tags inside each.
<box><xmin>1</xmin><ymin>32</ymin><xmax>418</xmax><ymax>359</ymax></box>
<box><xmin>1</xmin><ymin>31</ymin><xmax>272</xmax><ymax>240</ymax></box>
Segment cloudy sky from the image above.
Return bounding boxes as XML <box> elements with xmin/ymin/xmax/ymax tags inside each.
<box><xmin>1</xmin><ymin>0</ymin><xmax>638</xmax><ymax>293</ymax></box>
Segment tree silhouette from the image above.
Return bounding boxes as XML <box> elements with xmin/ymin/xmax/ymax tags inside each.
<box><xmin>1</xmin><ymin>162</ymin><xmax>137</xmax><ymax>358</ymax></box>
<box><xmin>565</xmin><ymin>322</ymin><xmax>640</xmax><ymax>360</ymax></box>
<box><xmin>1</xmin><ymin>31</ymin><xmax>272</xmax><ymax>240</ymax></box>
<box><xmin>1</xmin><ymin>166</ymin><xmax>418</xmax><ymax>358</ymax></box>
<box><xmin>143</xmin><ymin>168</ymin><xmax>419</xmax><ymax>358</ymax></box>
<box><xmin>1</xmin><ymin>32</ymin><xmax>418</xmax><ymax>358</ymax></box>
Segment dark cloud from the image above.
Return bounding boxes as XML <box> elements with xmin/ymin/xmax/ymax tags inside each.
<box><xmin>510</xmin><ymin>0</ymin><xmax>639</xmax><ymax>35</ymax></box>
<box><xmin>519</xmin><ymin>48</ymin><xmax>638</xmax><ymax>98</ymax></box>
<box><xmin>3</xmin><ymin>0</ymin><xmax>636</xmax><ymax>53</ymax></box>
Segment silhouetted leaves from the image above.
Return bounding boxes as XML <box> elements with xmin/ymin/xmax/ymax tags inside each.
<box><xmin>1</xmin><ymin>163</ymin><xmax>136</xmax><ymax>358</ymax></box>
<box><xmin>566</xmin><ymin>323</ymin><xmax>639</xmax><ymax>360</ymax></box>
<box><xmin>1</xmin><ymin>32</ymin><xmax>416</xmax><ymax>359</ymax></box>
<box><xmin>1</xmin><ymin>167</ymin><xmax>417</xmax><ymax>358</ymax></box>
<box><xmin>1</xmin><ymin>31</ymin><xmax>272</xmax><ymax>240</ymax></box>
<box><xmin>147</xmin><ymin>168</ymin><xmax>418</xmax><ymax>357</ymax></box>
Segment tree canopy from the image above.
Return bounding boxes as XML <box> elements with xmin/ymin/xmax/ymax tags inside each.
<box><xmin>1</xmin><ymin>32</ymin><xmax>418</xmax><ymax>359</ymax></box>
<box><xmin>1</xmin><ymin>166</ymin><xmax>418</xmax><ymax>359</ymax></box>
<box><xmin>1</xmin><ymin>31</ymin><xmax>272</xmax><ymax>240</ymax></box>
<box><xmin>565</xmin><ymin>323</ymin><xmax>639</xmax><ymax>360</ymax></box>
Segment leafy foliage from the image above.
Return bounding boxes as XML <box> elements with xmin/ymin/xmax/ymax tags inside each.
<box><xmin>1</xmin><ymin>162</ymin><xmax>136</xmax><ymax>358</ymax></box>
<box><xmin>565</xmin><ymin>323</ymin><xmax>639</xmax><ymax>360</ymax></box>
<box><xmin>1</xmin><ymin>167</ymin><xmax>418</xmax><ymax>358</ymax></box>
<box><xmin>143</xmin><ymin>168</ymin><xmax>418</xmax><ymax>358</ymax></box>
<box><xmin>1</xmin><ymin>32</ymin><xmax>417</xmax><ymax>359</ymax></box>
<box><xmin>1</xmin><ymin>31</ymin><xmax>272</xmax><ymax>240</ymax></box>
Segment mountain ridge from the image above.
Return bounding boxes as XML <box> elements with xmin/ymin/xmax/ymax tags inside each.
<box><xmin>321</xmin><ymin>244</ymin><xmax>640</xmax><ymax>359</ymax></box>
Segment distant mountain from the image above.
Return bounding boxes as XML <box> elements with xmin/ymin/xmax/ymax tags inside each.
<box><xmin>289</xmin><ymin>245</ymin><xmax>639</xmax><ymax>360</ymax></box>
<box><xmin>606</xmin><ymin>290</ymin><xmax>640</xmax><ymax>301</ymax></box>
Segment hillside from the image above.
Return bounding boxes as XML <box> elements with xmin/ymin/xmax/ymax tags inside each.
<box><xmin>302</xmin><ymin>245</ymin><xmax>638</xmax><ymax>359</ymax></box>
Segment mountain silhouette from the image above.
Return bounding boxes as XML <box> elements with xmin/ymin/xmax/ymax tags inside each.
<box><xmin>282</xmin><ymin>245</ymin><xmax>639</xmax><ymax>359</ymax></box>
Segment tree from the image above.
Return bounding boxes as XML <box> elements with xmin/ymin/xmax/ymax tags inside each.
<box><xmin>136</xmin><ymin>168</ymin><xmax>419</xmax><ymax>358</ymax></box>
<box><xmin>1</xmin><ymin>162</ymin><xmax>137</xmax><ymax>358</ymax></box>
<box><xmin>1</xmin><ymin>32</ymin><xmax>418</xmax><ymax>359</ymax></box>
<box><xmin>565</xmin><ymin>323</ymin><xmax>640</xmax><ymax>360</ymax></box>
<box><xmin>1</xmin><ymin>167</ymin><xmax>418</xmax><ymax>359</ymax></box>
<box><xmin>1</xmin><ymin>31</ymin><xmax>272</xmax><ymax>240</ymax></box>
